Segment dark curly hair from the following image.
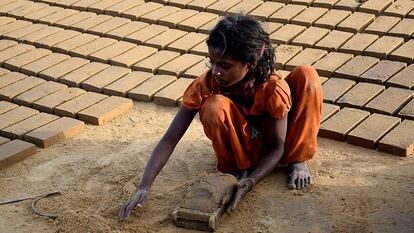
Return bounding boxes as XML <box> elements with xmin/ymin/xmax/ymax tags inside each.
<box><xmin>206</xmin><ymin>14</ymin><xmax>276</xmax><ymax>84</ymax></box>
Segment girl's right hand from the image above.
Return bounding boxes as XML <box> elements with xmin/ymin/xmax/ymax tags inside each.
<box><xmin>118</xmin><ymin>188</ymin><xmax>150</xmax><ymax>221</ymax></box>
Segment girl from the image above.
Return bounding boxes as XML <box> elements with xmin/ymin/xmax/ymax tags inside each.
<box><xmin>119</xmin><ymin>14</ymin><xmax>322</xmax><ymax>220</ymax></box>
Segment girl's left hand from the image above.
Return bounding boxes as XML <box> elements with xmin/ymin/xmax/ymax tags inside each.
<box><xmin>226</xmin><ymin>178</ymin><xmax>255</xmax><ymax>213</ymax></box>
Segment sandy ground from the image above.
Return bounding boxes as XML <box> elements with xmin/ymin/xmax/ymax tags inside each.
<box><xmin>0</xmin><ymin>102</ymin><xmax>413</xmax><ymax>233</ymax></box>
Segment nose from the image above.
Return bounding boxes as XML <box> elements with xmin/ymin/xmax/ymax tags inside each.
<box><xmin>210</xmin><ymin>64</ymin><xmax>221</xmax><ymax>77</ymax></box>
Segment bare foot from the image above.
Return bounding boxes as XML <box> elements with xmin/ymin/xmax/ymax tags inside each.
<box><xmin>287</xmin><ymin>161</ymin><xmax>311</xmax><ymax>190</ymax></box>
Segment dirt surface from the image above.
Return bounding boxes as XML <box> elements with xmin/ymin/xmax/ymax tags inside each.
<box><xmin>0</xmin><ymin>102</ymin><xmax>413</xmax><ymax>233</ymax></box>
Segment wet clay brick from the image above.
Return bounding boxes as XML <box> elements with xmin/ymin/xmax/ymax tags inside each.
<box><xmin>384</xmin><ymin>0</ymin><xmax>414</xmax><ymax>18</ymax></box>
<box><xmin>3</xmin><ymin>24</ymin><xmax>48</xmax><ymax>41</ymax></box>
<box><xmin>139</xmin><ymin>5</ymin><xmax>180</xmax><ymax>24</ymax></box>
<box><xmin>313</xmin><ymin>52</ymin><xmax>353</xmax><ymax>77</ymax></box>
<box><xmin>13</xmin><ymin>81</ymin><xmax>67</xmax><ymax>107</ymax></box>
<box><xmin>69</xmin><ymin>37</ymin><xmax>117</xmax><ymax>58</ymax></box>
<box><xmin>321</xmin><ymin>102</ymin><xmax>340</xmax><ymax>123</ymax></box>
<box><xmin>105</xmin><ymin>21</ymin><xmax>148</xmax><ymax>40</ymax></box>
<box><xmin>333</xmin><ymin>56</ymin><xmax>379</xmax><ymax>80</ymax></box>
<box><xmin>190</xmin><ymin>41</ymin><xmax>208</xmax><ymax>56</ymax></box>
<box><xmin>277</xmin><ymin>70</ymin><xmax>291</xmax><ymax>79</ymax></box>
<box><xmin>38</xmin><ymin>9</ymin><xmax>79</xmax><ymax>25</ymax></box>
<box><xmin>364</xmin><ymin>16</ymin><xmax>400</xmax><ymax>36</ymax></box>
<box><xmin>398</xmin><ymin>98</ymin><xmax>414</xmax><ymax>120</ymax></box>
<box><xmin>39</xmin><ymin>57</ymin><xmax>89</xmax><ymax>81</ymax></box>
<box><xmin>339</xmin><ymin>33</ymin><xmax>379</xmax><ymax>55</ymax></box>
<box><xmin>0</xmin><ymin>44</ymin><xmax>35</xmax><ymax>65</ymax></box>
<box><xmin>270</xmin><ymin>24</ymin><xmax>306</xmax><ymax>44</ymax></box>
<box><xmin>158</xmin><ymin>9</ymin><xmax>198</xmax><ymax>28</ymax></box>
<box><xmin>359</xmin><ymin>0</ymin><xmax>393</xmax><ymax>15</ymax></box>
<box><xmin>284</xmin><ymin>48</ymin><xmax>327</xmax><ymax>71</ymax></box>
<box><xmin>34</xmin><ymin>29</ymin><xmax>80</xmax><ymax>49</ymax></box>
<box><xmin>33</xmin><ymin>87</ymin><xmax>86</xmax><ymax>113</ymax></box>
<box><xmin>158</xmin><ymin>54</ymin><xmax>205</xmax><ymax>77</ymax></box>
<box><xmin>71</xmin><ymin>14</ymin><xmax>113</xmax><ymax>32</ymax></box>
<box><xmin>388</xmin><ymin>18</ymin><xmax>414</xmax><ymax>41</ymax></box>
<box><xmin>275</xmin><ymin>45</ymin><xmax>302</xmax><ymax>70</ymax></box>
<box><xmin>88</xmin><ymin>0</ymin><xmax>124</xmax><ymax>13</ymax></box>
<box><xmin>144</xmin><ymin>29</ymin><xmax>188</xmax><ymax>50</ymax></box>
<box><xmin>187</xmin><ymin>0</ymin><xmax>219</xmax><ymax>11</ymax></box>
<box><xmin>386</xmin><ymin>64</ymin><xmax>414</xmax><ymax>89</ymax></box>
<box><xmin>54</xmin><ymin>11</ymin><xmax>97</xmax><ymax>29</ymax></box>
<box><xmin>315</xmin><ymin>30</ymin><xmax>354</xmax><ymax>52</ymax></box>
<box><xmin>60</xmin><ymin>62</ymin><xmax>110</xmax><ymax>87</ymax></box>
<box><xmin>81</xmin><ymin>66</ymin><xmax>131</xmax><ymax>93</ymax></box>
<box><xmin>0</xmin><ymin>106</ymin><xmax>39</xmax><ymax>130</ymax></box>
<box><xmin>0</xmin><ymin>136</ymin><xmax>9</xmax><ymax>145</ymax></box>
<box><xmin>124</xmin><ymin>24</ymin><xmax>168</xmax><ymax>44</ymax></box>
<box><xmin>0</xmin><ymin>140</ymin><xmax>36</xmax><ymax>167</ymax></box>
<box><xmin>364</xmin><ymin>87</ymin><xmax>413</xmax><ymax>115</ymax></box>
<box><xmin>103</xmin><ymin>71</ymin><xmax>153</xmax><ymax>97</ymax></box>
<box><xmin>291</xmin><ymin>7</ymin><xmax>328</xmax><ymax>27</ymax></box>
<box><xmin>334</xmin><ymin>0</ymin><xmax>361</xmax><ymax>12</ymax></box>
<box><xmin>269</xmin><ymin>4</ymin><xmax>306</xmax><ymax>24</ymax></box>
<box><xmin>206</xmin><ymin>0</ymin><xmax>242</xmax><ymax>14</ymax></box>
<box><xmin>52</xmin><ymin>33</ymin><xmax>99</xmax><ymax>54</ymax></box>
<box><xmin>322</xmin><ymin>77</ymin><xmax>356</xmax><ymax>103</ymax></box>
<box><xmin>8</xmin><ymin>3</ymin><xmax>47</xmax><ymax>19</ymax></box>
<box><xmin>177</xmin><ymin>12</ymin><xmax>218</xmax><ymax>32</ymax></box>
<box><xmin>105</xmin><ymin>0</ymin><xmax>145</xmax><ymax>16</ymax></box>
<box><xmin>198</xmin><ymin>17</ymin><xmax>220</xmax><ymax>34</ymax></box>
<box><xmin>364</xmin><ymin>36</ymin><xmax>404</xmax><ymax>60</ymax></box>
<box><xmin>291</xmin><ymin>27</ymin><xmax>330</xmax><ymax>48</ymax></box>
<box><xmin>23</xmin><ymin>6</ymin><xmax>63</xmax><ymax>22</ymax></box>
<box><xmin>337</xmin><ymin>82</ymin><xmax>385</xmax><ymax>108</ymax></box>
<box><xmin>226</xmin><ymin>0</ymin><xmax>263</xmax><ymax>15</ymax></box>
<box><xmin>78</xmin><ymin>96</ymin><xmax>132</xmax><ymax>125</ymax></box>
<box><xmin>314</xmin><ymin>9</ymin><xmax>351</xmax><ymax>30</ymax></box>
<box><xmin>337</xmin><ymin>12</ymin><xmax>375</xmax><ymax>33</ymax></box>
<box><xmin>248</xmin><ymin>1</ymin><xmax>284</xmax><ymax>21</ymax></box>
<box><xmin>1</xmin><ymin>112</ymin><xmax>59</xmax><ymax>139</ymax></box>
<box><xmin>168</xmin><ymin>0</ymin><xmax>194</xmax><ymax>8</ymax></box>
<box><xmin>319</xmin><ymin>107</ymin><xmax>370</xmax><ymax>141</ymax></box>
<box><xmin>291</xmin><ymin>0</ymin><xmax>313</xmax><ymax>6</ymax></box>
<box><xmin>0</xmin><ymin>17</ymin><xmax>15</xmax><ymax>27</ymax></box>
<box><xmin>154</xmin><ymin>78</ymin><xmax>194</xmax><ymax>106</ymax></box>
<box><xmin>121</xmin><ymin>2</ymin><xmax>163</xmax><ymax>20</ymax></box>
<box><xmin>0</xmin><ymin>39</ymin><xmax>17</xmax><ymax>51</ymax></box>
<box><xmin>3</xmin><ymin>48</ymin><xmax>52</xmax><ymax>72</ymax></box>
<box><xmin>89</xmin><ymin>41</ymin><xmax>136</xmax><ymax>63</ymax></box>
<box><xmin>21</xmin><ymin>26</ymin><xmax>63</xmax><ymax>45</ymax></box>
<box><xmin>54</xmin><ymin>92</ymin><xmax>108</xmax><ymax>118</ymax></box>
<box><xmin>167</xmin><ymin>32</ymin><xmax>207</xmax><ymax>53</ymax></box>
<box><xmin>24</xmin><ymin>117</ymin><xmax>85</xmax><ymax>148</ymax></box>
<box><xmin>183</xmin><ymin>58</ymin><xmax>209</xmax><ymax>79</ymax></box>
<box><xmin>0</xmin><ymin>101</ymin><xmax>17</xmax><ymax>115</ymax></box>
<box><xmin>348</xmin><ymin>113</ymin><xmax>400</xmax><ymax>149</ymax></box>
<box><xmin>0</xmin><ymin>68</ymin><xmax>9</xmax><ymax>77</ymax></box>
<box><xmin>87</xmin><ymin>17</ymin><xmax>130</xmax><ymax>36</ymax></box>
<box><xmin>360</xmin><ymin>60</ymin><xmax>407</xmax><ymax>84</ymax></box>
<box><xmin>72</xmin><ymin>0</ymin><xmax>103</xmax><ymax>11</ymax></box>
<box><xmin>0</xmin><ymin>76</ymin><xmax>46</xmax><ymax>101</ymax></box>
<box><xmin>0</xmin><ymin>72</ymin><xmax>27</xmax><ymax>89</ymax></box>
<box><xmin>128</xmin><ymin>75</ymin><xmax>177</xmax><ymax>101</ymax></box>
<box><xmin>0</xmin><ymin>20</ymin><xmax>32</xmax><ymax>35</ymax></box>
<box><xmin>262</xmin><ymin>22</ymin><xmax>284</xmax><ymax>34</ymax></box>
<box><xmin>378</xmin><ymin>119</ymin><xmax>414</xmax><ymax>156</ymax></box>
<box><xmin>132</xmin><ymin>50</ymin><xmax>181</xmax><ymax>73</ymax></box>
<box><xmin>110</xmin><ymin>45</ymin><xmax>158</xmax><ymax>68</ymax></box>
<box><xmin>21</xmin><ymin>53</ymin><xmax>70</xmax><ymax>76</ymax></box>
<box><xmin>389</xmin><ymin>39</ymin><xmax>414</xmax><ymax>63</ymax></box>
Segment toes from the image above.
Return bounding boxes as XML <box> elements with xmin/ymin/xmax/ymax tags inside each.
<box><xmin>288</xmin><ymin>174</ymin><xmax>297</xmax><ymax>190</ymax></box>
<box><xmin>295</xmin><ymin>177</ymin><xmax>301</xmax><ymax>189</ymax></box>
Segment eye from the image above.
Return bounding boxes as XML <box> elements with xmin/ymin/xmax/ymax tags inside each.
<box><xmin>219</xmin><ymin>62</ymin><xmax>231</xmax><ymax>70</ymax></box>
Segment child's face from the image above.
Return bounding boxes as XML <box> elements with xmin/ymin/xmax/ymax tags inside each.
<box><xmin>207</xmin><ymin>47</ymin><xmax>250</xmax><ymax>88</ymax></box>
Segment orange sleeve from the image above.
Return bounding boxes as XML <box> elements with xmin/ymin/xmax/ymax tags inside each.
<box><xmin>266</xmin><ymin>78</ymin><xmax>292</xmax><ymax>119</ymax></box>
<box><xmin>181</xmin><ymin>78</ymin><xmax>203</xmax><ymax>111</ymax></box>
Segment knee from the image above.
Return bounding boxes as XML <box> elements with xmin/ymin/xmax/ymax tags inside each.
<box><xmin>200</xmin><ymin>95</ymin><xmax>231</xmax><ymax>126</ymax></box>
<box><xmin>291</xmin><ymin>65</ymin><xmax>320</xmax><ymax>84</ymax></box>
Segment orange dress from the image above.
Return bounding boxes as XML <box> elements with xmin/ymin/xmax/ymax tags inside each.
<box><xmin>182</xmin><ymin>65</ymin><xmax>322</xmax><ymax>173</ymax></box>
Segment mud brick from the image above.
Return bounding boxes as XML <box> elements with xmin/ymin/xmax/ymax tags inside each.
<box><xmin>337</xmin><ymin>12</ymin><xmax>375</xmax><ymax>33</ymax></box>
<box><xmin>275</xmin><ymin>44</ymin><xmax>302</xmax><ymax>70</ymax></box>
<box><xmin>166</xmin><ymin>0</ymin><xmax>192</xmax><ymax>8</ymax></box>
<box><xmin>398</xmin><ymin>98</ymin><xmax>414</xmax><ymax>120</ymax></box>
<box><xmin>13</xmin><ymin>81</ymin><xmax>67</xmax><ymax>107</ymax></box>
<box><xmin>81</xmin><ymin>66</ymin><xmax>130</xmax><ymax>92</ymax></box>
<box><xmin>348</xmin><ymin>113</ymin><xmax>400</xmax><ymax>148</ymax></box>
<box><xmin>34</xmin><ymin>29</ymin><xmax>80</xmax><ymax>49</ymax></box>
<box><xmin>360</xmin><ymin>60</ymin><xmax>406</xmax><ymax>85</ymax></box>
<box><xmin>339</xmin><ymin>33</ymin><xmax>379</xmax><ymax>55</ymax></box>
<box><xmin>0</xmin><ymin>17</ymin><xmax>15</xmax><ymax>28</ymax></box>
<box><xmin>388</xmin><ymin>18</ymin><xmax>414</xmax><ymax>41</ymax></box>
<box><xmin>269</xmin><ymin>4</ymin><xmax>306</xmax><ymax>24</ymax></box>
<box><xmin>314</xmin><ymin>9</ymin><xmax>351</xmax><ymax>30</ymax></box>
<box><xmin>71</xmin><ymin>0</ymin><xmax>102</xmax><ymax>11</ymax></box>
<box><xmin>145</xmin><ymin>29</ymin><xmax>188</xmax><ymax>50</ymax></box>
<box><xmin>60</xmin><ymin>62</ymin><xmax>110</xmax><ymax>87</ymax></box>
<box><xmin>89</xmin><ymin>41</ymin><xmax>135</xmax><ymax>63</ymax></box>
<box><xmin>1</xmin><ymin>112</ymin><xmax>59</xmax><ymax>139</ymax></box>
<box><xmin>158</xmin><ymin>9</ymin><xmax>197</xmax><ymax>28</ymax></box>
<box><xmin>334</xmin><ymin>0</ymin><xmax>361</xmax><ymax>11</ymax></box>
<box><xmin>21</xmin><ymin>26</ymin><xmax>63</xmax><ymax>45</ymax></box>
<box><xmin>0</xmin><ymin>72</ymin><xmax>26</xmax><ymax>89</ymax></box>
<box><xmin>319</xmin><ymin>107</ymin><xmax>370</xmax><ymax>141</ymax></box>
<box><xmin>0</xmin><ymin>101</ymin><xmax>17</xmax><ymax>115</ymax></box>
<box><xmin>384</xmin><ymin>0</ymin><xmax>414</xmax><ymax>18</ymax></box>
<box><xmin>109</xmin><ymin>45</ymin><xmax>157</xmax><ymax>68</ymax></box>
<box><xmin>21</xmin><ymin>53</ymin><xmax>70</xmax><ymax>76</ymax></box>
<box><xmin>71</xmin><ymin>14</ymin><xmax>112</xmax><ymax>32</ymax></box>
<box><xmin>0</xmin><ymin>68</ymin><xmax>9</xmax><ymax>76</ymax></box>
<box><xmin>125</xmin><ymin>24</ymin><xmax>168</xmax><ymax>44</ymax></box>
<box><xmin>87</xmin><ymin>17</ymin><xmax>130</xmax><ymax>37</ymax></box>
<box><xmin>105</xmin><ymin>21</ymin><xmax>148</xmax><ymax>40</ymax></box>
<box><xmin>0</xmin><ymin>76</ymin><xmax>46</xmax><ymax>101</ymax></box>
<box><xmin>314</xmin><ymin>30</ymin><xmax>353</xmax><ymax>52</ymax></box>
<box><xmin>389</xmin><ymin>39</ymin><xmax>414</xmax><ymax>63</ymax></box>
<box><xmin>158</xmin><ymin>54</ymin><xmax>205</xmax><ymax>77</ymax></box>
<box><xmin>248</xmin><ymin>1</ymin><xmax>284</xmax><ymax>21</ymax></box>
<box><xmin>291</xmin><ymin>0</ymin><xmax>313</xmax><ymax>6</ymax></box>
<box><xmin>313</xmin><ymin>52</ymin><xmax>353</xmax><ymax>77</ymax></box>
<box><xmin>105</xmin><ymin>0</ymin><xmax>145</xmax><ymax>16</ymax></box>
<box><xmin>177</xmin><ymin>12</ymin><xmax>218</xmax><ymax>32</ymax></box>
<box><xmin>336</xmin><ymin>82</ymin><xmax>385</xmax><ymax>108</ymax></box>
<box><xmin>3</xmin><ymin>48</ymin><xmax>51</xmax><ymax>72</ymax></box>
<box><xmin>321</xmin><ymin>102</ymin><xmax>340</xmax><ymax>123</ymax></box>
<box><xmin>0</xmin><ymin>39</ymin><xmax>17</xmax><ymax>51</ymax></box>
<box><xmin>262</xmin><ymin>22</ymin><xmax>284</xmax><ymax>34</ymax></box>
<box><xmin>0</xmin><ymin>1</ymin><xmax>28</xmax><ymax>15</ymax></box>
<box><xmin>322</xmin><ymin>77</ymin><xmax>355</xmax><ymax>103</ymax></box>
<box><xmin>359</xmin><ymin>0</ymin><xmax>393</xmax><ymax>15</ymax></box>
<box><xmin>52</xmin><ymin>33</ymin><xmax>99</xmax><ymax>54</ymax></box>
<box><xmin>0</xmin><ymin>43</ymin><xmax>35</xmax><ymax>65</ymax></box>
<box><xmin>128</xmin><ymin>74</ymin><xmax>177</xmax><ymax>101</ymax></box>
<box><xmin>333</xmin><ymin>56</ymin><xmax>379</xmax><ymax>80</ymax></box>
<box><xmin>205</xmin><ymin>0</ymin><xmax>241</xmax><ymax>14</ymax></box>
<box><xmin>132</xmin><ymin>50</ymin><xmax>181</xmax><ymax>73</ymax></box>
<box><xmin>54</xmin><ymin>91</ymin><xmax>107</xmax><ymax>118</ymax></box>
<box><xmin>54</xmin><ymin>11</ymin><xmax>96</xmax><ymax>29</ymax></box>
<box><xmin>140</xmin><ymin>6</ymin><xmax>179</xmax><ymax>24</ymax></box>
<box><xmin>183</xmin><ymin>58</ymin><xmax>209</xmax><ymax>79</ymax></box>
<box><xmin>23</xmin><ymin>6</ymin><xmax>63</xmax><ymax>22</ymax></box>
<box><xmin>33</xmin><ymin>87</ymin><xmax>86</xmax><ymax>113</ymax></box>
<box><xmin>313</xmin><ymin>0</ymin><xmax>340</xmax><ymax>9</ymax></box>
<box><xmin>270</xmin><ymin>24</ymin><xmax>306</xmax><ymax>44</ymax></box>
<box><xmin>363</xmin><ymin>16</ymin><xmax>400</xmax><ymax>36</ymax></box>
<box><xmin>78</xmin><ymin>96</ymin><xmax>132</xmax><ymax>125</ymax></box>
<box><xmin>167</xmin><ymin>32</ymin><xmax>207</xmax><ymax>54</ymax></box>
<box><xmin>187</xmin><ymin>0</ymin><xmax>219</xmax><ymax>11</ymax></box>
<box><xmin>291</xmin><ymin>27</ymin><xmax>330</xmax><ymax>48</ymax></box>
<box><xmin>87</xmin><ymin>0</ymin><xmax>124</xmax><ymax>13</ymax></box>
<box><xmin>121</xmin><ymin>2</ymin><xmax>163</xmax><ymax>20</ymax></box>
<box><xmin>198</xmin><ymin>17</ymin><xmax>221</xmax><ymax>34</ymax></box>
<box><xmin>0</xmin><ymin>140</ymin><xmax>36</xmax><ymax>166</ymax></box>
<box><xmin>410</xmin><ymin>8</ymin><xmax>414</xmax><ymax>19</ymax></box>
<box><xmin>7</xmin><ymin>2</ymin><xmax>44</xmax><ymax>18</ymax></box>
<box><xmin>69</xmin><ymin>37</ymin><xmax>117</xmax><ymax>59</ymax></box>
<box><xmin>103</xmin><ymin>71</ymin><xmax>153</xmax><ymax>97</ymax></box>
<box><xmin>190</xmin><ymin>41</ymin><xmax>208</xmax><ymax>56</ymax></box>
<box><xmin>364</xmin><ymin>36</ymin><xmax>404</xmax><ymax>60</ymax></box>
<box><xmin>0</xmin><ymin>136</ymin><xmax>9</xmax><ymax>145</ymax></box>
<box><xmin>386</xmin><ymin>64</ymin><xmax>414</xmax><ymax>89</ymax></box>
<box><xmin>38</xmin><ymin>8</ymin><xmax>79</xmax><ymax>25</ymax></box>
<box><xmin>291</xmin><ymin>7</ymin><xmax>328</xmax><ymax>27</ymax></box>
<box><xmin>154</xmin><ymin>78</ymin><xmax>194</xmax><ymax>106</ymax></box>
<box><xmin>24</xmin><ymin>117</ymin><xmax>85</xmax><ymax>148</ymax></box>
<box><xmin>364</xmin><ymin>87</ymin><xmax>413</xmax><ymax>115</ymax></box>
<box><xmin>39</xmin><ymin>57</ymin><xmax>89</xmax><ymax>81</ymax></box>
<box><xmin>227</xmin><ymin>0</ymin><xmax>263</xmax><ymax>15</ymax></box>
<box><xmin>0</xmin><ymin>20</ymin><xmax>32</xmax><ymax>35</ymax></box>
<box><xmin>3</xmin><ymin>24</ymin><xmax>48</xmax><ymax>41</ymax></box>
<box><xmin>0</xmin><ymin>106</ymin><xmax>39</xmax><ymax>129</ymax></box>
<box><xmin>378</xmin><ymin>119</ymin><xmax>414</xmax><ymax>156</ymax></box>
<box><xmin>54</xmin><ymin>0</ymin><xmax>85</xmax><ymax>7</ymax></box>
<box><xmin>284</xmin><ymin>48</ymin><xmax>327</xmax><ymax>71</ymax></box>
<box><xmin>277</xmin><ymin>70</ymin><xmax>291</xmax><ymax>79</ymax></box>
